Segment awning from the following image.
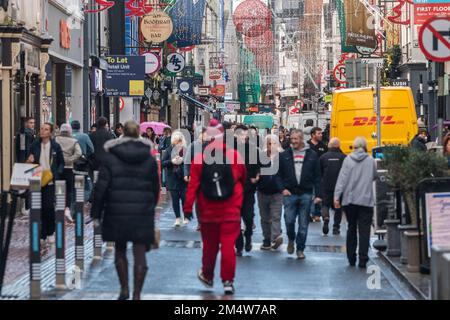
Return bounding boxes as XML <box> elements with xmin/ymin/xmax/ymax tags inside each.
<box><xmin>179</xmin><ymin>93</ymin><xmax>214</xmax><ymax>113</ymax></box>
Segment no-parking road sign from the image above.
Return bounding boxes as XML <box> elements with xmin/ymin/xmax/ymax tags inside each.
<box><xmin>419</xmin><ymin>16</ymin><xmax>450</xmax><ymax>63</ymax></box>
<box><xmin>333</xmin><ymin>64</ymin><xmax>347</xmax><ymax>84</ymax></box>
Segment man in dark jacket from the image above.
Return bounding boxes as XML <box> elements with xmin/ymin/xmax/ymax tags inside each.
<box><xmin>234</xmin><ymin>125</ymin><xmax>260</xmax><ymax>256</ymax></box>
<box><xmin>319</xmin><ymin>138</ymin><xmax>346</xmax><ymax>235</ymax></box>
<box><xmin>91</xmin><ymin>121</ymin><xmax>160</xmax><ymax>300</ymax></box>
<box><xmin>28</xmin><ymin>123</ymin><xmax>65</xmax><ymax>246</ymax></box>
<box><xmin>15</xmin><ymin>117</ymin><xmax>36</xmax><ymax>163</ymax></box>
<box><xmin>411</xmin><ymin>128</ymin><xmax>428</xmax><ymax>152</ymax></box>
<box><xmin>307</xmin><ymin>127</ymin><xmax>328</xmax><ymax>222</ymax></box>
<box><xmin>89</xmin><ymin>117</ymin><xmax>115</xmax><ymax>171</ymax></box>
<box><xmin>279</xmin><ymin>129</ymin><xmax>321</xmax><ymax>259</ymax></box>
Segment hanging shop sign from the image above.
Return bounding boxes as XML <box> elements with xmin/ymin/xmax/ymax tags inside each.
<box><xmin>419</xmin><ymin>16</ymin><xmax>450</xmax><ymax>62</ymax></box>
<box><xmin>166</xmin><ymin>53</ymin><xmax>185</xmax><ymax>73</ymax></box>
<box><xmin>177</xmin><ymin>78</ymin><xmax>194</xmax><ymax>95</ymax></box>
<box><xmin>211</xmin><ymin>85</ymin><xmax>225</xmax><ymax>97</ymax></box>
<box><xmin>390</xmin><ymin>79</ymin><xmax>410</xmax><ymax>87</ymax></box>
<box><xmin>141</xmin><ymin>52</ymin><xmax>161</xmax><ymax>74</ymax></box>
<box><xmin>414</xmin><ymin>0</ymin><xmax>450</xmax><ymax>26</ymax></box>
<box><xmin>388</xmin><ymin>0</ymin><xmax>412</xmax><ymax>25</ymax></box>
<box><xmin>209</xmin><ymin>69</ymin><xmax>223</xmax><ymax>81</ymax></box>
<box><xmin>198</xmin><ymin>86</ymin><xmax>210</xmax><ymax>96</ymax></box>
<box><xmin>140</xmin><ymin>11</ymin><xmax>173</xmax><ymax>43</ymax></box>
<box><xmin>91</xmin><ymin>68</ymin><xmax>103</xmax><ymax>93</ymax></box>
<box><xmin>84</xmin><ymin>0</ymin><xmax>115</xmax><ymax>13</ymax></box>
<box><xmin>105</xmin><ymin>55</ymin><xmax>145</xmax><ymax>97</ymax></box>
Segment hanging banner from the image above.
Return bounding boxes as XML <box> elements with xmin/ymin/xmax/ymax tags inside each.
<box><xmin>336</xmin><ymin>0</ymin><xmax>358</xmax><ymax>53</ymax></box>
<box><xmin>343</xmin><ymin>0</ymin><xmax>377</xmax><ymax>48</ymax></box>
<box><xmin>140</xmin><ymin>11</ymin><xmax>173</xmax><ymax>43</ymax></box>
<box><xmin>168</xmin><ymin>0</ymin><xmax>206</xmax><ymax>47</ymax></box>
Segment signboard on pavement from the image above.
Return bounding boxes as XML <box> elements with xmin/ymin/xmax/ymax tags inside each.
<box><xmin>425</xmin><ymin>192</ymin><xmax>450</xmax><ymax>257</ymax></box>
<box><xmin>106</xmin><ymin>56</ymin><xmax>145</xmax><ymax>97</ymax></box>
<box><xmin>419</xmin><ymin>16</ymin><xmax>450</xmax><ymax>62</ymax></box>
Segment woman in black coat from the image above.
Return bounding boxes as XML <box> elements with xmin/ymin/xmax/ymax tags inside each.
<box><xmin>162</xmin><ymin>131</ymin><xmax>188</xmax><ymax>227</ymax></box>
<box><xmin>91</xmin><ymin>121</ymin><xmax>160</xmax><ymax>300</ymax></box>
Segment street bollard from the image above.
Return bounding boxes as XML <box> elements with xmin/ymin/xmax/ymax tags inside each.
<box><xmin>74</xmin><ymin>176</ymin><xmax>85</xmax><ymax>272</ymax></box>
<box><xmin>92</xmin><ymin>171</ymin><xmax>102</xmax><ymax>259</ymax></box>
<box><xmin>54</xmin><ymin>181</ymin><xmax>66</xmax><ymax>289</ymax></box>
<box><xmin>431</xmin><ymin>245</ymin><xmax>450</xmax><ymax>300</ymax></box>
<box><xmin>29</xmin><ymin>178</ymin><xmax>41</xmax><ymax>300</ymax></box>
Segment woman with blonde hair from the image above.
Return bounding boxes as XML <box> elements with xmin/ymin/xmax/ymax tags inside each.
<box><xmin>257</xmin><ymin>134</ymin><xmax>285</xmax><ymax>250</ymax></box>
<box><xmin>162</xmin><ymin>130</ymin><xmax>189</xmax><ymax>227</ymax></box>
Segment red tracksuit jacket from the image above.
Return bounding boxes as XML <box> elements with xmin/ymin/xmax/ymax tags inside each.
<box><xmin>183</xmin><ymin>141</ymin><xmax>247</xmax><ymax>223</ymax></box>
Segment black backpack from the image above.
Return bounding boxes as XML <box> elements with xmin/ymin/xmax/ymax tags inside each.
<box><xmin>201</xmin><ymin>149</ymin><xmax>234</xmax><ymax>200</ymax></box>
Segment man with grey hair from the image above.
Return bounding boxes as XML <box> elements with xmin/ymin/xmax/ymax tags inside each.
<box><xmin>334</xmin><ymin>137</ymin><xmax>377</xmax><ymax>268</ymax></box>
<box><xmin>279</xmin><ymin>129</ymin><xmax>321</xmax><ymax>260</ymax></box>
<box><xmin>319</xmin><ymin>138</ymin><xmax>346</xmax><ymax>235</ymax></box>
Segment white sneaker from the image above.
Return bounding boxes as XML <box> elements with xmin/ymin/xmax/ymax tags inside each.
<box><xmin>174</xmin><ymin>218</ymin><xmax>181</xmax><ymax>227</ymax></box>
<box><xmin>183</xmin><ymin>218</ymin><xmax>190</xmax><ymax>225</ymax></box>
<box><xmin>65</xmin><ymin>208</ymin><xmax>74</xmax><ymax>224</ymax></box>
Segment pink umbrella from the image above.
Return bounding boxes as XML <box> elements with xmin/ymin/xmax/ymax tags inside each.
<box><xmin>140</xmin><ymin>122</ymin><xmax>171</xmax><ymax>135</ymax></box>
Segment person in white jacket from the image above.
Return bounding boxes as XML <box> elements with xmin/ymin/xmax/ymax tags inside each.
<box><xmin>334</xmin><ymin>137</ymin><xmax>377</xmax><ymax>269</ymax></box>
<box><xmin>56</xmin><ymin>123</ymin><xmax>82</xmax><ymax>222</ymax></box>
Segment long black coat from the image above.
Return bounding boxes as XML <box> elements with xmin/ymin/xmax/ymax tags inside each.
<box><xmin>89</xmin><ymin>128</ymin><xmax>115</xmax><ymax>170</ymax></box>
<box><xmin>91</xmin><ymin>138</ymin><xmax>160</xmax><ymax>247</ymax></box>
<box><xmin>319</xmin><ymin>148</ymin><xmax>346</xmax><ymax>205</ymax></box>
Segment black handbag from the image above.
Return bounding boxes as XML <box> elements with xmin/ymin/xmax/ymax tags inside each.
<box><xmin>73</xmin><ymin>154</ymin><xmax>92</xmax><ymax>174</ymax></box>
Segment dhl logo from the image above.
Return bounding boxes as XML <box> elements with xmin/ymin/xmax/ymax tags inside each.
<box><xmin>345</xmin><ymin>116</ymin><xmax>404</xmax><ymax>127</ymax></box>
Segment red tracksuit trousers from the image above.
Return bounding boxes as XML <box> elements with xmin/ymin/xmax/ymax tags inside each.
<box><xmin>201</xmin><ymin>222</ymin><xmax>241</xmax><ymax>282</ymax></box>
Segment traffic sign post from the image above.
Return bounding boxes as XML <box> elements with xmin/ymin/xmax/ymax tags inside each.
<box><xmin>419</xmin><ymin>16</ymin><xmax>450</xmax><ymax>145</ymax></box>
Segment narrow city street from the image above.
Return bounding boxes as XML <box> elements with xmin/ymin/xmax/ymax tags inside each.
<box><xmin>7</xmin><ymin>195</ymin><xmax>413</xmax><ymax>301</ymax></box>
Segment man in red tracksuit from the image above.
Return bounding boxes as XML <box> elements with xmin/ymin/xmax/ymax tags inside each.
<box><xmin>184</xmin><ymin>120</ymin><xmax>246</xmax><ymax>295</ymax></box>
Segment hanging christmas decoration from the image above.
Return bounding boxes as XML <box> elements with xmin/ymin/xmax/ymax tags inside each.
<box><xmin>387</xmin><ymin>0</ymin><xmax>414</xmax><ymax>25</ymax></box>
<box><xmin>244</xmin><ymin>30</ymin><xmax>273</xmax><ymax>53</ymax></box>
<box><xmin>84</xmin><ymin>0</ymin><xmax>115</xmax><ymax>13</ymax></box>
<box><xmin>233</xmin><ymin>0</ymin><xmax>272</xmax><ymax>38</ymax></box>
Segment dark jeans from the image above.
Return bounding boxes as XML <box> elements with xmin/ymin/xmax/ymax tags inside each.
<box><xmin>283</xmin><ymin>193</ymin><xmax>312</xmax><ymax>252</ymax></box>
<box><xmin>60</xmin><ymin>168</ymin><xmax>74</xmax><ymax>209</ymax></box>
<box><xmin>321</xmin><ymin>206</ymin><xmax>343</xmax><ymax>230</ymax></box>
<box><xmin>41</xmin><ymin>185</ymin><xmax>55</xmax><ymax>240</ymax></box>
<box><xmin>236</xmin><ymin>192</ymin><xmax>255</xmax><ymax>251</ymax></box>
<box><xmin>344</xmin><ymin>204</ymin><xmax>374</xmax><ymax>263</ymax></box>
<box><xmin>170</xmin><ymin>188</ymin><xmax>186</xmax><ymax>219</ymax></box>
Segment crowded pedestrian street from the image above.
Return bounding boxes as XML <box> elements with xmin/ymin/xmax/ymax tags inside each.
<box><xmin>1</xmin><ymin>0</ymin><xmax>450</xmax><ymax>312</ymax></box>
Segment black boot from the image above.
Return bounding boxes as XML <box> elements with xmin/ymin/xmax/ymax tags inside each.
<box><xmin>115</xmin><ymin>258</ymin><xmax>129</xmax><ymax>300</ymax></box>
<box><xmin>133</xmin><ymin>265</ymin><xmax>148</xmax><ymax>300</ymax></box>
<box><xmin>322</xmin><ymin>219</ymin><xmax>330</xmax><ymax>235</ymax></box>
<box><xmin>244</xmin><ymin>236</ymin><xmax>252</xmax><ymax>252</ymax></box>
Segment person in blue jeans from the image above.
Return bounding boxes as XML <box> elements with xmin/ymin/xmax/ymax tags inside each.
<box><xmin>279</xmin><ymin>129</ymin><xmax>321</xmax><ymax>259</ymax></box>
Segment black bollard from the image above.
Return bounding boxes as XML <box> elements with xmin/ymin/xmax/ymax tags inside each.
<box><xmin>54</xmin><ymin>181</ymin><xmax>66</xmax><ymax>289</ymax></box>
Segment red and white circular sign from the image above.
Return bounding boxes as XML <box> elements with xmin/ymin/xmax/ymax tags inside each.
<box><xmin>419</xmin><ymin>16</ymin><xmax>450</xmax><ymax>63</ymax></box>
<box><xmin>142</xmin><ymin>52</ymin><xmax>161</xmax><ymax>74</ymax></box>
<box><xmin>333</xmin><ymin>64</ymin><xmax>347</xmax><ymax>84</ymax></box>
<box><xmin>119</xmin><ymin>97</ymin><xmax>125</xmax><ymax>112</ymax></box>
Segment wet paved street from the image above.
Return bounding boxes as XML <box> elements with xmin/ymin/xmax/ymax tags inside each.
<box><xmin>49</xmin><ymin>194</ymin><xmax>417</xmax><ymax>300</ymax></box>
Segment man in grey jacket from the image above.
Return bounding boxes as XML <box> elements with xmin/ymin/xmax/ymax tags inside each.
<box><xmin>334</xmin><ymin>137</ymin><xmax>377</xmax><ymax>268</ymax></box>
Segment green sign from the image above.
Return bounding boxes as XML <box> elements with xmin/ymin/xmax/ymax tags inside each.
<box><xmin>336</xmin><ymin>0</ymin><xmax>358</xmax><ymax>54</ymax></box>
<box><xmin>324</xmin><ymin>94</ymin><xmax>332</xmax><ymax>103</ymax></box>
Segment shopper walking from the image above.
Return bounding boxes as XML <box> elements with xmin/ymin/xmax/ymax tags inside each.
<box><xmin>89</xmin><ymin>117</ymin><xmax>115</xmax><ymax>171</ymax></box>
<box><xmin>233</xmin><ymin>125</ymin><xmax>260</xmax><ymax>256</ymax></box>
<box><xmin>27</xmin><ymin>123</ymin><xmax>65</xmax><ymax>249</ymax></box>
<box><xmin>257</xmin><ymin>134</ymin><xmax>284</xmax><ymax>251</ymax></box>
<box><xmin>334</xmin><ymin>137</ymin><xmax>377</xmax><ymax>268</ymax></box>
<box><xmin>184</xmin><ymin>119</ymin><xmax>246</xmax><ymax>295</ymax></box>
<box><xmin>91</xmin><ymin>121</ymin><xmax>160</xmax><ymax>300</ymax></box>
<box><xmin>162</xmin><ymin>131</ymin><xmax>188</xmax><ymax>227</ymax></box>
<box><xmin>319</xmin><ymin>138</ymin><xmax>346</xmax><ymax>235</ymax></box>
<box><xmin>278</xmin><ymin>129</ymin><xmax>321</xmax><ymax>260</ymax></box>
<box><xmin>55</xmin><ymin>124</ymin><xmax>82</xmax><ymax>222</ymax></box>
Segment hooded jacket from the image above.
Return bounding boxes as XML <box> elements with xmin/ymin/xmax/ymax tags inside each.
<box><xmin>55</xmin><ymin>134</ymin><xmax>82</xmax><ymax>169</ymax></box>
<box><xmin>91</xmin><ymin>138</ymin><xmax>160</xmax><ymax>246</ymax></box>
<box><xmin>334</xmin><ymin>149</ymin><xmax>377</xmax><ymax>207</ymax></box>
<box><xmin>183</xmin><ymin>139</ymin><xmax>247</xmax><ymax>223</ymax></box>
<box><xmin>279</xmin><ymin>145</ymin><xmax>321</xmax><ymax>197</ymax></box>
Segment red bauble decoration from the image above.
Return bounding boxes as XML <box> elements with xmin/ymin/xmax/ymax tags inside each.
<box><xmin>233</xmin><ymin>0</ymin><xmax>272</xmax><ymax>37</ymax></box>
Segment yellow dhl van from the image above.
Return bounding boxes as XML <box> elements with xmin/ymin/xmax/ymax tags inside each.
<box><xmin>331</xmin><ymin>87</ymin><xmax>419</xmax><ymax>155</ymax></box>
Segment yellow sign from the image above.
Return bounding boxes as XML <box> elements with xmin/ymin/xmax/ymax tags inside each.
<box><xmin>129</xmin><ymin>80</ymin><xmax>144</xmax><ymax>96</ymax></box>
<box><xmin>46</xmin><ymin>81</ymin><xmax>52</xmax><ymax>96</ymax></box>
<box><xmin>140</xmin><ymin>12</ymin><xmax>173</xmax><ymax>43</ymax></box>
